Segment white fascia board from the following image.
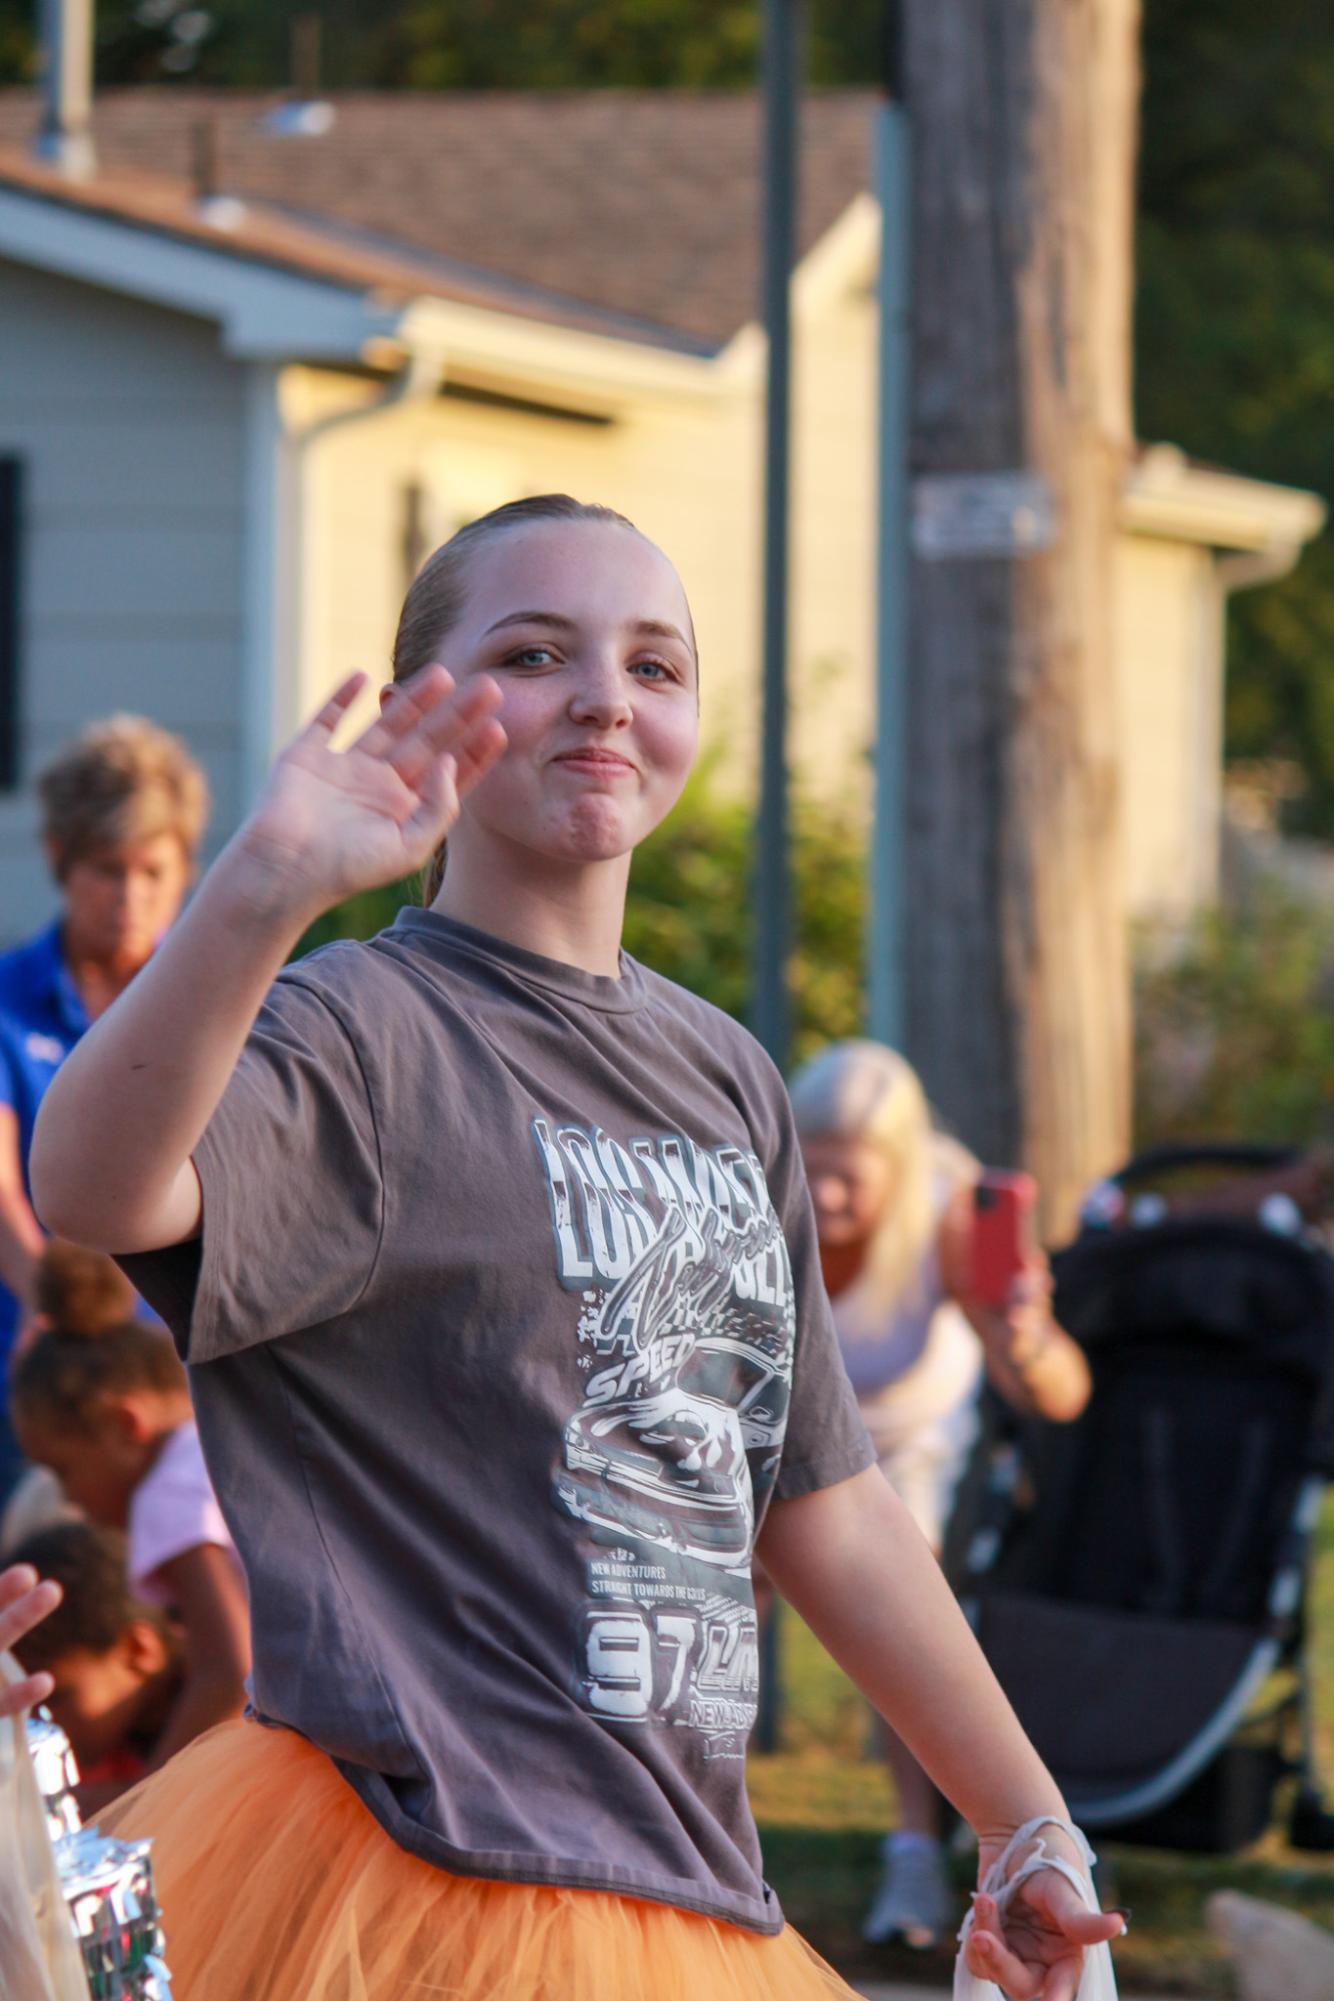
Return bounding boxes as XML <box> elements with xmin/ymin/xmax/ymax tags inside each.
<box><xmin>713</xmin><ymin>195</ymin><xmax>878</xmax><ymax>389</ymax></box>
<box><xmin>396</xmin><ymin>296</ymin><xmax>729</xmax><ymax>414</ymax></box>
<box><xmin>0</xmin><ymin>181</ymin><xmax>739</xmax><ymax>405</ymax></box>
<box><xmin>793</xmin><ymin>193</ymin><xmax>879</xmax><ymax>318</ymax></box>
<box><xmin>1123</xmin><ymin>446</ymin><xmax>1328</xmax><ymax>553</ymax></box>
<box><xmin>0</xmin><ymin>185</ymin><xmax>402</xmax><ymax>361</ymax></box>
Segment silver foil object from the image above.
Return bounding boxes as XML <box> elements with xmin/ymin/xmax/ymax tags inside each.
<box><xmin>24</xmin><ymin>1711</ymin><xmax>174</xmax><ymax>2001</ymax></box>
<box><xmin>57</xmin><ymin>1827</ymin><xmax>172</xmax><ymax>2001</ymax></box>
<box><xmin>27</xmin><ymin>1711</ymin><xmax>82</xmax><ymax>1844</ymax></box>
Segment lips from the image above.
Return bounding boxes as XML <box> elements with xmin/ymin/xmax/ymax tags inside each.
<box><xmin>552</xmin><ymin>749</ymin><xmax>636</xmax><ymax>774</ymax></box>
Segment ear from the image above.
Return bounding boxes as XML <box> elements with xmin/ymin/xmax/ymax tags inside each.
<box><xmin>379</xmin><ymin>683</ymin><xmax>397</xmax><ymax>714</ymax></box>
<box><xmin>122</xmin><ymin>1618</ymin><xmax>170</xmax><ymax>1678</ymax></box>
<box><xmin>104</xmin><ymin>1394</ymin><xmax>153</xmax><ymax>1446</ymax></box>
<box><xmin>42</xmin><ymin>836</ymin><xmax>69</xmax><ymax>883</ymax></box>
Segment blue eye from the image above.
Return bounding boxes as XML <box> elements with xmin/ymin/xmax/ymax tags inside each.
<box><xmin>630</xmin><ymin>658</ymin><xmax>671</xmax><ymax>682</ymax></box>
<box><xmin>506</xmin><ymin>646</ymin><xmax>554</xmax><ymax>668</ymax></box>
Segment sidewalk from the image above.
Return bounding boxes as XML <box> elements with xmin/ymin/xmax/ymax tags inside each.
<box><xmin>854</xmin><ymin>1987</ymin><xmax>1178</xmax><ymax>2000</ymax></box>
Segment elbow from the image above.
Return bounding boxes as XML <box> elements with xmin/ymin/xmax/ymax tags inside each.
<box><xmin>27</xmin><ymin>1125</ymin><xmax>72</xmax><ymax>1241</ymax></box>
<box><xmin>30</xmin><ymin>1117</ymin><xmax>115</xmax><ymax>1251</ymax></box>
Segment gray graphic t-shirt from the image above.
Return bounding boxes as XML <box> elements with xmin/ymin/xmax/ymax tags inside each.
<box><xmin>124</xmin><ymin>911</ymin><xmax>874</xmax><ymax>1933</ymax></box>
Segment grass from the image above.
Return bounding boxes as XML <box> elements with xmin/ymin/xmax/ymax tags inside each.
<box><xmin>747</xmin><ymin>1495</ymin><xmax>1334</xmax><ymax>1993</ymax></box>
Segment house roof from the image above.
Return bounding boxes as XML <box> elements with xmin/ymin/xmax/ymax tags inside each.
<box><xmin>0</xmin><ymin>89</ymin><xmax>876</xmax><ymax>350</ymax></box>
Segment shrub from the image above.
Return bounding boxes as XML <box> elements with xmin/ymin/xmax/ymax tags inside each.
<box><xmin>293</xmin><ymin>771</ymin><xmax>867</xmax><ymax>1066</ymax></box>
<box><xmin>1134</xmin><ymin>895</ymin><xmax>1334</xmax><ymax>1147</ymax></box>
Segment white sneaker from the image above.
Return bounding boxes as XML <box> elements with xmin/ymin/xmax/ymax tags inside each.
<box><xmin>861</xmin><ymin>1832</ymin><xmax>951</xmax><ymax>1950</ymax></box>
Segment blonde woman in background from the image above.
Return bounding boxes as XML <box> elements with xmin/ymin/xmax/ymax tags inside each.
<box><xmin>790</xmin><ymin>1040</ymin><xmax>1091</xmax><ymax>1953</ymax></box>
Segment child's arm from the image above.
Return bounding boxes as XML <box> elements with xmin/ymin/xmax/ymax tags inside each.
<box><xmin>141</xmin><ymin>1544</ymin><xmax>250</xmax><ymax>1769</ymax></box>
<box><xmin>30</xmin><ymin>669</ymin><xmax>503</xmax><ymax>1255</ymax></box>
<box><xmin>757</xmin><ymin>1466</ymin><xmax>1122</xmax><ymax>1997</ymax></box>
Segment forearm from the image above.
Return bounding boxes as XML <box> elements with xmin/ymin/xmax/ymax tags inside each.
<box><xmin>31</xmin><ymin>836</ymin><xmax>323</xmax><ymax>1252</ymax></box>
<box><xmin>147</xmin><ymin>1664</ymin><xmax>245</xmax><ymax>1769</ymax></box>
<box><xmin>0</xmin><ymin>1176</ymin><xmax>44</xmax><ymax>1302</ymax></box>
<box><xmin>980</xmin><ymin>1324</ymin><xmax>1091</xmax><ymax>1423</ymax></box>
<box><xmin>757</xmin><ymin>1466</ymin><xmax>1065</xmax><ymax>1846</ymax></box>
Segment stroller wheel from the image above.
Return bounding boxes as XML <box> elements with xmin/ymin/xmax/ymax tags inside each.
<box><xmin>1289</xmin><ymin>1786</ymin><xmax>1334</xmax><ymax>1852</ymax></box>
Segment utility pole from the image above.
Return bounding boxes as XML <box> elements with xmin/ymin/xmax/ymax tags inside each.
<box><xmin>901</xmin><ymin>0</ymin><xmax>1140</xmax><ymax>1237</ymax></box>
<box><xmin>752</xmin><ymin>0</ymin><xmax>802</xmax><ymax>1756</ymax></box>
<box><xmin>868</xmin><ymin>0</ymin><xmax>911</xmax><ymax>1049</ymax></box>
<box><xmin>752</xmin><ymin>0</ymin><xmax>801</xmax><ymax>1072</ymax></box>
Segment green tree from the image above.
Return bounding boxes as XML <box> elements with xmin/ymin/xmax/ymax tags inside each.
<box><xmin>0</xmin><ymin>1</ymin><xmax>886</xmax><ymax>90</ymax></box>
<box><xmin>295</xmin><ymin>765</ymin><xmax>866</xmax><ymax>1068</ymax></box>
<box><xmin>1136</xmin><ymin>0</ymin><xmax>1334</xmax><ymax>834</ymax></box>
<box><xmin>1134</xmin><ymin>893</ymin><xmax>1334</xmax><ymax>1146</ymax></box>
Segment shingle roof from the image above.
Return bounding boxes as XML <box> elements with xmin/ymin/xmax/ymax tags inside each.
<box><xmin>0</xmin><ymin>88</ymin><xmax>875</xmax><ymax>349</ymax></box>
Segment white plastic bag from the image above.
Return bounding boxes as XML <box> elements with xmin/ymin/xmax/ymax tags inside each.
<box><xmin>954</xmin><ymin>1815</ymin><xmax>1119</xmax><ymax>2001</ymax></box>
<box><xmin>0</xmin><ymin>1652</ymin><xmax>88</xmax><ymax>2001</ymax></box>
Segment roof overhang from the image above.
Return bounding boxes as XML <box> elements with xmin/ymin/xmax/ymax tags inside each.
<box><xmin>0</xmin><ymin>173</ymin><xmax>738</xmax><ymax>415</ymax></box>
<box><xmin>1123</xmin><ymin>444</ymin><xmax>1327</xmax><ymax>556</ymax></box>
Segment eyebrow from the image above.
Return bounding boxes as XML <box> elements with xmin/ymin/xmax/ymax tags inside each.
<box><xmin>482</xmin><ymin>609</ymin><xmax>695</xmax><ymax>654</ymax></box>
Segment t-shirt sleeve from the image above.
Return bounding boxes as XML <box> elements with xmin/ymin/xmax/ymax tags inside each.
<box><xmin>126</xmin><ymin>1428</ymin><xmax>234</xmax><ymax>1596</ymax></box>
<box><xmin>119</xmin><ymin>970</ymin><xmax>384</xmax><ymax>1363</ymax></box>
<box><xmin>759</xmin><ymin>1069</ymin><xmax>875</xmax><ymax>1503</ymax></box>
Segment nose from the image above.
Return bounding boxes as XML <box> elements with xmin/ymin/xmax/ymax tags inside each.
<box><xmin>568</xmin><ymin>652</ymin><xmax>633</xmax><ymax>731</ymax></box>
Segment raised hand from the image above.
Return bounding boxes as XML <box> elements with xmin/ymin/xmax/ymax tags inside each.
<box><xmin>0</xmin><ymin>1564</ymin><xmax>61</xmax><ymax>1718</ymax></box>
<box><xmin>238</xmin><ymin>666</ymin><xmax>506</xmax><ymax>918</ymax></box>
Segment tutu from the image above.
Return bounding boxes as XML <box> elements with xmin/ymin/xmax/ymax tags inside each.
<box><xmin>96</xmin><ymin>1721</ymin><xmax>859</xmax><ymax>2001</ymax></box>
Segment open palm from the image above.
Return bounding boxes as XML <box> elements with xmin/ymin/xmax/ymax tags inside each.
<box><xmin>244</xmin><ymin>666</ymin><xmax>506</xmax><ymax>912</ymax></box>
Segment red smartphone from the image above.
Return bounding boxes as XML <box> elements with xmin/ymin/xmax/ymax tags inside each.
<box><xmin>969</xmin><ymin>1170</ymin><xmax>1037</xmax><ymax>1306</ymax></box>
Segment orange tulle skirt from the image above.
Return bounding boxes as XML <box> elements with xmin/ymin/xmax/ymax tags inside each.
<box><xmin>96</xmin><ymin>1721</ymin><xmax>859</xmax><ymax>2001</ymax></box>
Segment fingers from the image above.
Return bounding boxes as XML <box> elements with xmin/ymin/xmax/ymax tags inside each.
<box><xmin>358</xmin><ymin>663</ymin><xmax>455</xmax><ymax>756</ymax></box>
<box><xmin>0</xmin><ymin>1562</ymin><xmax>41</xmax><ymax>1610</ymax></box>
<box><xmin>1056</xmin><ymin>1906</ymin><xmax>1126</xmax><ymax>1945</ymax></box>
<box><xmin>0</xmin><ymin>1668</ymin><xmax>55</xmax><ymax>1721</ymax></box>
<box><xmin>387</xmin><ymin>676</ymin><xmax>506</xmax><ymax>794</ymax></box>
<box><xmin>451</xmin><ymin>715</ymin><xmax>508</xmax><ymax>798</ymax></box>
<box><xmin>1028</xmin><ymin>1872</ymin><xmax>1124</xmax><ymax>1944</ymax></box>
<box><xmin>303</xmin><ymin>672</ymin><xmax>368</xmax><ymax>740</ymax></box>
<box><xmin>1040</xmin><ymin>1953</ymin><xmax>1086</xmax><ymax>2001</ymax></box>
<box><xmin>0</xmin><ymin>1567</ymin><xmax>61</xmax><ymax>1715</ymax></box>
<box><xmin>965</xmin><ymin>1899</ymin><xmax>1041</xmax><ymax>1997</ymax></box>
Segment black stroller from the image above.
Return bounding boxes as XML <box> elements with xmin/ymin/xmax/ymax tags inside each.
<box><xmin>949</xmin><ymin>1144</ymin><xmax>1334</xmax><ymax>1854</ymax></box>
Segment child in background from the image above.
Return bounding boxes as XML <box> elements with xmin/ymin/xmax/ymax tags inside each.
<box><xmin>7</xmin><ymin>1520</ymin><xmax>183</xmax><ymax>1812</ymax></box>
<box><xmin>8</xmin><ymin>1242</ymin><xmax>248</xmax><ymax>1764</ymax></box>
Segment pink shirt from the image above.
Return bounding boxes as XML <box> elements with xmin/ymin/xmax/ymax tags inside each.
<box><xmin>127</xmin><ymin>1420</ymin><xmax>237</xmax><ymax>1607</ymax></box>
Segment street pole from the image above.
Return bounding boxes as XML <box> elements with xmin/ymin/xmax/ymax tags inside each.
<box><xmin>753</xmin><ymin>0</ymin><xmax>800</xmax><ymax>1071</ymax></box>
<box><xmin>868</xmin><ymin>1</ymin><xmax>911</xmax><ymax>1050</ymax></box>
<box><xmin>752</xmin><ymin>0</ymin><xmax>801</xmax><ymax>1756</ymax></box>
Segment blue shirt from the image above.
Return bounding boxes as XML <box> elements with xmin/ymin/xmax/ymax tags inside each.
<box><xmin>0</xmin><ymin>920</ymin><xmax>89</xmax><ymax>1487</ymax></box>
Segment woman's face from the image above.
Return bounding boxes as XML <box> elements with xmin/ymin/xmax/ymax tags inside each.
<box><xmin>56</xmin><ymin>832</ymin><xmax>192</xmax><ymax>971</ymax></box>
<box><xmin>802</xmin><ymin>1135</ymin><xmax>897</xmax><ymax>1249</ymax></box>
<box><xmin>436</xmin><ymin>520</ymin><xmax>700</xmax><ymax>870</ymax></box>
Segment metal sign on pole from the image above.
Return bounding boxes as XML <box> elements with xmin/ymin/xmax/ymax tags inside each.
<box><xmin>751</xmin><ymin>0</ymin><xmax>801</xmax><ymax>1757</ymax></box>
<box><xmin>868</xmin><ymin>2</ymin><xmax>911</xmax><ymax>1052</ymax></box>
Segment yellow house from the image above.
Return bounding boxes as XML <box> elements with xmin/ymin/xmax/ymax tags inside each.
<box><xmin>0</xmin><ymin>87</ymin><xmax>1322</xmax><ymax>935</ymax></box>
